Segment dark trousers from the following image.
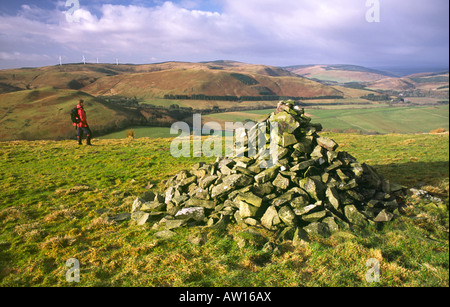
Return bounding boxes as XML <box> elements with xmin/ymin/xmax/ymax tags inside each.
<box><xmin>77</xmin><ymin>126</ymin><xmax>92</xmax><ymax>144</ymax></box>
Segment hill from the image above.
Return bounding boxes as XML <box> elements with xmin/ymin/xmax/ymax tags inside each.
<box><xmin>81</xmin><ymin>68</ymin><xmax>341</xmax><ymax>99</ymax></box>
<box><xmin>0</xmin><ymin>87</ymin><xmax>144</xmax><ymax>141</ymax></box>
<box><xmin>0</xmin><ymin>61</ymin><xmax>447</xmax><ymax>141</ymax></box>
<box><xmin>284</xmin><ymin>64</ymin><xmax>397</xmax><ymax>83</ymax></box>
<box><xmin>366</xmin><ymin>71</ymin><xmax>449</xmax><ymax>92</ymax></box>
<box><xmin>0</xmin><ymin>62</ymin><xmax>343</xmax><ymax>141</ymax></box>
<box><xmin>0</xmin><ymin>61</ymin><xmax>297</xmax><ymax>94</ymax></box>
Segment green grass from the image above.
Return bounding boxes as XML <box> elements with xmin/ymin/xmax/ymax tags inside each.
<box><xmin>98</xmin><ymin>127</ymin><xmax>175</xmax><ymax>139</ymax></box>
<box><xmin>202</xmin><ymin>106</ymin><xmax>449</xmax><ymax>134</ymax></box>
<box><xmin>0</xmin><ymin>133</ymin><xmax>448</xmax><ymax>287</ymax></box>
<box><xmin>307</xmin><ymin>106</ymin><xmax>449</xmax><ymax>134</ymax></box>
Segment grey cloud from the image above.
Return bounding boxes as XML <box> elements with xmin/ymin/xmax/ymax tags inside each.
<box><xmin>0</xmin><ymin>0</ymin><xmax>448</xmax><ymax>69</ymax></box>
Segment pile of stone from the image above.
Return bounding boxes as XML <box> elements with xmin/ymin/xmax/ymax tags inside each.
<box><xmin>131</xmin><ymin>100</ymin><xmax>406</xmax><ymax>240</ymax></box>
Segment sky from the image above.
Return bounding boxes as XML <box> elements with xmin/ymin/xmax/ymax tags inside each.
<box><xmin>0</xmin><ymin>0</ymin><xmax>448</xmax><ymax>72</ymax></box>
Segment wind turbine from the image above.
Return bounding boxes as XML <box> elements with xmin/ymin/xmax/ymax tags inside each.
<box><xmin>116</xmin><ymin>58</ymin><xmax>119</xmax><ymax>65</ymax></box>
<box><xmin>59</xmin><ymin>56</ymin><xmax>62</xmax><ymax>66</ymax></box>
<box><xmin>82</xmin><ymin>55</ymin><xmax>86</xmax><ymax>65</ymax></box>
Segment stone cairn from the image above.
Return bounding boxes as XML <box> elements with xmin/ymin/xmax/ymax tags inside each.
<box><xmin>131</xmin><ymin>100</ymin><xmax>406</xmax><ymax>241</ymax></box>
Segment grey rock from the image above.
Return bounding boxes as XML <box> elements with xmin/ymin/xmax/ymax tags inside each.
<box><xmin>301</xmin><ymin>210</ymin><xmax>327</xmax><ymax>223</ymax></box>
<box><xmin>261</xmin><ymin>206</ymin><xmax>281</xmax><ymax>230</ymax></box>
<box><xmin>281</xmin><ymin>133</ymin><xmax>297</xmax><ymax>147</ymax></box>
<box><xmin>108</xmin><ymin>213</ymin><xmax>131</xmax><ymax>222</ymax></box>
<box><xmin>373</xmin><ymin>209</ymin><xmax>394</xmax><ymax>222</ymax></box>
<box><xmin>317</xmin><ymin>137</ymin><xmax>339</xmax><ymax>151</ymax></box>
<box><xmin>131</xmin><ymin>197</ymin><xmax>144</xmax><ymax>213</ymax></box>
<box><xmin>186</xmin><ymin>198</ymin><xmax>216</xmax><ymax>209</ymax></box>
<box><xmin>303</xmin><ymin>222</ymin><xmax>331</xmax><ymax>237</ymax></box>
<box><xmin>326</xmin><ymin>187</ymin><xmax>340</xmax><ymax>211</ymax></box>
<box><xmin>290</xmin><ymin>195</ymin><xmax>310</xmax><ymax>209</ymax></box>
<box><xmin>239</xmin><ymin>202</ymin><xmax>259</xmax><ymax>219</ymax></box>
<box><xmin>131</xmin><ymin>211</ymin><xmax>150</xmax><ymax>226</ymax></box>
<box><xmin>175</xmin><ymin>207</ymin><xmax>205</xmax><ymax>221</ymax></box>
<box><xmin>344</xmin><ymin>205</ymin><xmax>368</xmax><ymax>227</ymax></box>
<box><xmin>236</xmin><ymin>192</ymin><xmax>263</xmax><ymax>208</ymax></box>
<box><xmin>293</xmin><ymin>227</ymin><xmax>311</xmax><ymax>246</ymax></box>
<box><xmin>199</xmin><ymin>175</ymin><xmax>218</xmax><ymax>189</ymax></box>
<box><xmin>252</xmin><ymin>182</ymin><xmax>274</xmax><ymax>197</ymax></box>
<box><xmin>255</xmin><ymin>166</ymin><xmax>280</xmax><ymax>184</ymax></box>
<box><xmin>272</xmin><ymin>111</ymin><xmax>300</xmax><ymax>134</ymax></box>
<box><xmin>141</xmin><ymin>201</ymin><xmax>167</xmax><ymax>212</ymax></box>
<box><xmin>293</xmin><ymin>204</ymin><xmax>318</xmax><ymax>216</ymax></box>
<box><xmin>164</xmin><ymin>219</ymin><xmax>187</xmax><ymax>230</ymax></box>
<box><xmin>278</xmin><ymin>206</ymin><xmax>297</xmax><ymax>226</ymax></box>
<box><xmin>322</xmin><ymin>217</ymin><xmax>339</xmax><ymax>233</ymax></box>
<box><xmin>272</xmin><ymin>174</ymin><xmax>290</xmax><ymax>190</ymax></box>
<box><xmin>299</xmin><ymin>177</ymin><xmax>326</xmax><ymax>201</ymax></box>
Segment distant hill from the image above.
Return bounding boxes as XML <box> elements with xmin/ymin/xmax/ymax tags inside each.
<box><xmin>284</xmin><ymin>64</ymin><xmax>397</xmax><ymax>83</ymax></box>
<box><xmin>366</xmin><ymin>71</ymin><xmax>449</xmax><ymax>91</ymax></box>
<box><xmin>81</xmin><ymin>66</ymin><xmax>341</xmax><ymax>99</ymax></box>
<box><xmin>0</xmin><ymin>61</ymin><xmax>342</xmax><ymax>141</ymax></box>
<box><xmin>1</xmin><ymin>61</ymin><xmax>446</xmax><ymax>141</ymax></box>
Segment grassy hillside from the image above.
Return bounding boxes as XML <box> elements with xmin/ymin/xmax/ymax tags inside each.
<box><xmin>0</xmin><ymin>133</ymin><xmax>448</xmax><ymax>287</ymax></box>
<box><xmin>81</xmin><ymin>68</ymin><xmax>341</xmax><ymax>99</ymax></box>
<box><xmin>0</xmin><ymin>61</ymin><xmax>298</xmax><ymax>94</ymax></box>
<box><xmin>0</xmin><ymin>87</ymin><xmax>144</xmax><ymax>141</ymax></box>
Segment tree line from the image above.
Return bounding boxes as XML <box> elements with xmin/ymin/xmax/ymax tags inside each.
<box><xmin>163</xmin><ymin>94</ymin><xmax>344</xmax><ymax>101</ymax></box>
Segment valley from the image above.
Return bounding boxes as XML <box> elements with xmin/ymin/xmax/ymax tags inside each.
<box><xmin>0</xmin><ymin>61</ymin><xmax>448</xmax><ymax>141</ymax></box>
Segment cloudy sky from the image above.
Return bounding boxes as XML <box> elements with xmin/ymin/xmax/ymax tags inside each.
<box><xmin>0</xmin><ymin>0</ymin><xmax>448</xmax><ymax>72</ymax></box>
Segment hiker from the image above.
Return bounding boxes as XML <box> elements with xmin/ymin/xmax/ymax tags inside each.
<box><xmin>73</xmin><ymin>99</ymin><xmax>93</xmax><ymax>146</ymax></box>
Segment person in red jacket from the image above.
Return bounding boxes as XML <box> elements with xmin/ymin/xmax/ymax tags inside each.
<box><xmin>74</xmin><ymin>99</ymin><xmax>92</xmax><ymax>145</ymax></box>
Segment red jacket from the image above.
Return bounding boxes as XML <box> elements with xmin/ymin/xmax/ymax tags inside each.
<box><xmin>74</xmin><ymin>104</ymin><xmax>88</xmax><ymax>128</ymax></box>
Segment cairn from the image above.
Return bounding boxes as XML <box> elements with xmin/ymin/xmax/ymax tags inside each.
<box><xmin>131</xmin><ymin>100</ymin><xmax>406</xmax><ymax>240</ymax></box>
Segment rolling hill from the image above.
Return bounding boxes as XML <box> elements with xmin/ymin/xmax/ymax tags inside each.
<box><xmin>284</xmin><ymin>64</ymin><xmax>397</xmax><ymax>83</ymax></box>
<box><xmin>81</xmin><ymin>68</ymin><xmax>342</xmax><ymax>99</ymax></box>
<box><xmin>365</xmin><ymin>71</ymin><xmax>449</xmax><ymax>91</ymax></box>
<box><xmin>0</xmin><ymin>61</ymin><xmax>343</xmax><ymax>141</ymax></box>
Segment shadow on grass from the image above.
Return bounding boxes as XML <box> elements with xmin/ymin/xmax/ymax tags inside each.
<box><xmin>372</xmin><ymin>161</ymin><xmax>449</xmax><ymax>189</ymax></box>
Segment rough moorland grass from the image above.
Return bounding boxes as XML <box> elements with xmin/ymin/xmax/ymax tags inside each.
<box><xmin>0</xmin><ymin>133</ymin><xmax>448</xmax><ymax>287</ymax></box>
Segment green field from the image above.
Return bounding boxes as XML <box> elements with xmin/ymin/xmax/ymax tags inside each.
<box><xmin>98</xmin><ymin>105</ymin><xmax>449</xmax><ymax>140</ymax></box>
<box><xmin>199</xmin><ymin>105</ymin><xmax>449</xmax><ymax>135</ymax></box>
<box><xmin>307</xmin><ymin>105</ymin><xmax>449</xmax><ymax>134</ymax></box>
<box><xmin>0</xmin><ymin>133</ymin><xmax>448</xmax><ymax>287</ymax></box>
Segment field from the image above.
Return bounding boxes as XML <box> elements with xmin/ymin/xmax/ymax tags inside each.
<box><xmin>98</xmin><ymin>105</ymin><xmax>449</xmax><ymax>140</ymax></box>
<box><xmin>199</xmin><ymin>105</ymin><xmax>449</xmax><ymax>135</ymax></box>
<box><xmin>0</xmin><ymin>133</ymin><xmax>448</xmax><ymax>287</ymax></box>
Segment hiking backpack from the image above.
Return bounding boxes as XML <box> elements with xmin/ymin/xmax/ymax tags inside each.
<box><xmin>70</xmin><ymin>107</ymin><xmax>81</xmax><ymax>124</ymax></box>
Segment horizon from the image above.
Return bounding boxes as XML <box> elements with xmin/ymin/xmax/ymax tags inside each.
<box><xmin>1</xmin><ymin>0</ymin><xmax>449</xmax><ymax>71</ymax></box>
<box><xmin>2</xmin><ymin>60</ymin><xmax>448</xmax><ymax>77</ymax></box>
